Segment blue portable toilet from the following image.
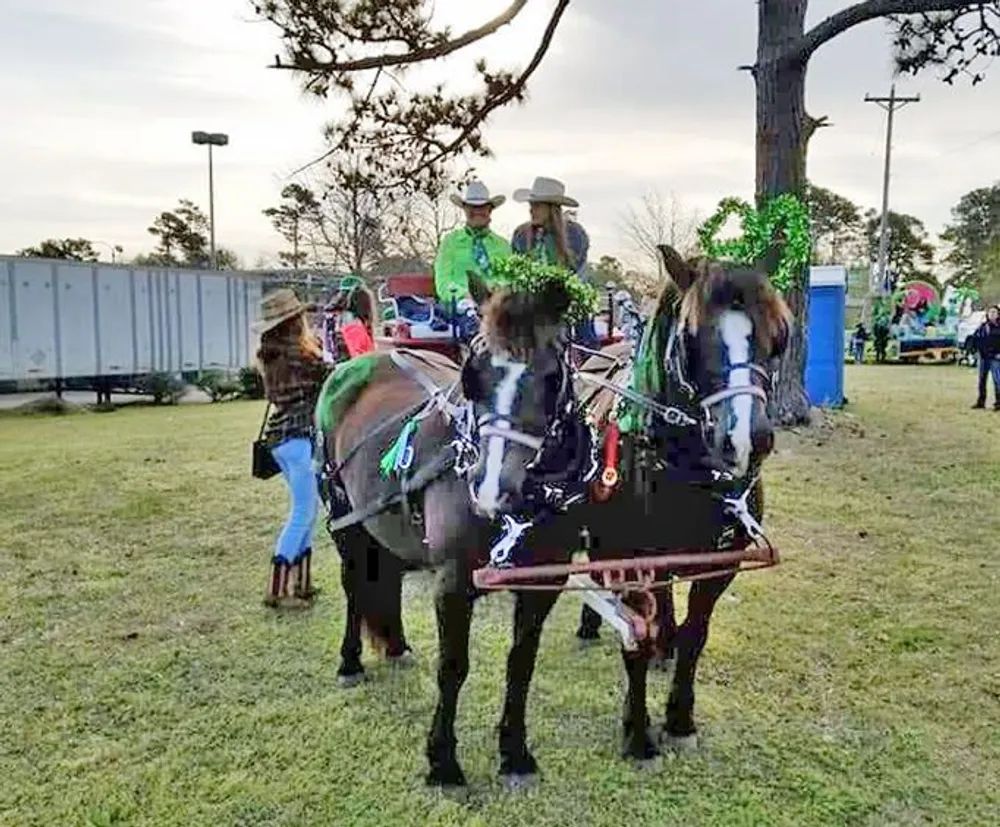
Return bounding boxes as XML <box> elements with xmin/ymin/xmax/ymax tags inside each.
<box><xmin>805</xmin><ymin>265</ymin><xmax>847</xmax><ymax>407</ymax></box>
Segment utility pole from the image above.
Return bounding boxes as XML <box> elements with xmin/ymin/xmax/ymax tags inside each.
<box><xmin>865</xmin><ymin>84</ymin><xmax>919</xmax><ymax>297</ymax></box>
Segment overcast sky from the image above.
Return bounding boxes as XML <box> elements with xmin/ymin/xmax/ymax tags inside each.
<box><xmin>1</xmin><ymin>0</ymin><xmax>998</xmax><ymax>270</ymax></box>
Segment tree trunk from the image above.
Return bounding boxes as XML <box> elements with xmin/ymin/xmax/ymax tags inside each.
<box><xmin>756</xmin><ymin>0</ymin><xmax>812</xmax><ymax>425</ymax></box>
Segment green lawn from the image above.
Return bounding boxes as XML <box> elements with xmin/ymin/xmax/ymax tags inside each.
<box><xmin>2</xmin><ymin>366</ymin><xmax>999</xmax><ymax>826</ymax></box>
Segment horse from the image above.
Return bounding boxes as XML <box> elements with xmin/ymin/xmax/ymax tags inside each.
<box><xmin>476</xmin><ymin>244</ymin><xmax>791</xmax><ymax>767</ymax></box>
<box><xmin>319</xmin><ymin>274</ymin><xmax>590</xmax><ymax>787</ymax></box>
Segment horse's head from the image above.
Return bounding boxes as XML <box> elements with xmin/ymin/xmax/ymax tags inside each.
<box><xmin>655</xmin><ymin>244</ymin><xmax>791</xmax><ymax>482</ymax></box>
<box><xmin>460</xmin><ymin>272</ymin><xmax>575</xmax><ymax>519</ymax></box>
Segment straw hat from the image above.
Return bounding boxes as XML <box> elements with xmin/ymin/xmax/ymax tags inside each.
<box><xmin>512</xmin><ymin>176</ymin><xmax>579</xmax><ymax>208</ymax></box>
<box><xmin>252</xmin><ymin>288</ymin><xmax>307</xmax><ymax>336</ymax></box>
<box><xmin>449</xmin><ymin>180</ymin><xmax>506</xmax><ymax>209</ymax></box>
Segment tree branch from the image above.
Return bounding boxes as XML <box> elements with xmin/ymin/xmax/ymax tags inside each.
<box><xmin>797</xmin><ymin>0</ymin><xmax>986</xmax><ymax>60</ymax></box>
<box><xmin>266</xmin><ymin>0</ymin><xmax>529</xmax><ymax>74</ymax></box>
<box><xmin>384</xmin><ymin>0</ymin><xmax>570</xmax><ymax>189</ymax></box>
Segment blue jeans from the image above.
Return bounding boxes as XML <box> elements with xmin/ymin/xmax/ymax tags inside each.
<box><xmin>271</xmin><ymin>437</ymin><xmax>319</xmax><ymax>563</ymax></box>
<box><xmin>976</xmin><ymin>355</ymin><xmax>1000</xmax><ymax>406</ymax></box>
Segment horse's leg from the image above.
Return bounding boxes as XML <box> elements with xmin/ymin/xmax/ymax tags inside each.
<box><xmin>620</xmin><ymin>647</ymin><xmax>659</xmax><ymax>763</ymax></box>
<box><xmin>331</xmin><ymin>524</ymin><xmax>366</xmax><ymax>687</ymax></box>
<box><xmin>575</xmin><ymin>604</ymin><xmax>603</xmax><ymax>642</ymax></box>
<box><xmin>425</xmin><ymin>568</ymin><xmax>474</xmax><ymax>788</ymax></box>
<box><xmin>662</xmin><ymin>572</ymin><xmax>736</xmax><ymax>749</ymax></box>
<box><xmin>651</xmin><ymin>582</ymin><xmax>678</xmax><ymax>671</ymax></box>
<box><xmin>498</xmin><ymin>589</ymin><xmax>560</xmax><ymax>786</ymax></box>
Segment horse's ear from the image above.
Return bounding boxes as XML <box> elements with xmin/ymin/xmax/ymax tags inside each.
<box><xmin>658</xmin><ymin>244</ymin><xmax>699</xmax><ymax>291</ymax></box>
<box><xmin>468</xmin><ymin>271</ymin><xmax>492</xmax><ymax>308</ymax></box>
<box><xmin>537</xmin><ymin>279</ymin><xmax>572</xmax><ymax>324</ymax></box>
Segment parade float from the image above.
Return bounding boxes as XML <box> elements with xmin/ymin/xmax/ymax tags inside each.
<box><xmin>849</xmin><ymin>280</ymin><xmax>979</xmax><ymax>364</ymax></box>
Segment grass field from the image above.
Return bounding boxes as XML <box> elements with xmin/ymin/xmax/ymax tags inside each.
<box><xmin>2</xmin><ymin>365</ymin><xmax>999</xmax><ymax>826</ymax></box>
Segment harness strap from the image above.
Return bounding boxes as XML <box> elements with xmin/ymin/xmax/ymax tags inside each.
<box><xmin>575</xmin><ymin>370</ymin><xmax>698</xmax><ymax>427</ymax></box>
<box><xmin>326</xmin><ymin>444</ymin><xmax>458</xmax><ymax>534</ymax></box>
<box><xmin>699</xmin><ymin>384</ymin><xmax>768</xmax><ymax>410</ymax></box>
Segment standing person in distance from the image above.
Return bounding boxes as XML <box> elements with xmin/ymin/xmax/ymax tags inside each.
<box><xmin>254</xmin><ymin>288</ymin><xmax>331</xmax><ymax>607</ymax></box>
<box><xmin>969</xmin><ymin>304</ymin><xmax>1000</xmax><ymax>410</ymax></box>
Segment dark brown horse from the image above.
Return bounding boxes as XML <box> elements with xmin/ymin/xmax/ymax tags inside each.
<box><xmin>479</xmin><ymin>246</ymin><xmax>791</xmax><ymax>769</ymax></box>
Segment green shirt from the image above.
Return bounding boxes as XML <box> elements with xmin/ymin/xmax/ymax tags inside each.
<box><xmin>433</xmin><ymin>226</ymin><xmax>511</xmax><ymax>304</ymax></box>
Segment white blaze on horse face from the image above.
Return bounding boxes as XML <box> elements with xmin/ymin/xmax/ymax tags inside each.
<box><xmin>475</xmin><ymin>354</ymin><xmax>527</xmax><ymax>516</ymax></box>
<box><xmin>720</xmin><ymin>309</ymin><xmax>754</xmax><ymax>477</ymax></box>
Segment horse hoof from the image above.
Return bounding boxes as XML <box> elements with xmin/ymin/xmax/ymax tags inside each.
<box><xmin>652</xmin><ymin>655</ymin><xmax>677</xmax><ymax>674</ymax></box>
<box><xmin>661</xmin><ymin>732</ymin><xmax>699</xmax><ymax>753</ymax></box>
<box><xmin>630</xmin><ymin>755</ymin><xmax>661</xmax><ymax>772</ymax></box>
<box><xmin>425</xmin><ymin>766</ymin><xmax>467</xmax><ymax>791</ymax></box>
<box><xmin>387</xmin><ymin>650</ymin><xmax>416</xmax><ymax>668</ymax></box>
<box><xmin>337</xmin><ymin>671</ymin><xmax>366</xmax><ymax>689</ymax></box>
<box><xmin>502</xmin><ymin>773</ymin><xmax>539</xmax><ymax>793</ymax></box>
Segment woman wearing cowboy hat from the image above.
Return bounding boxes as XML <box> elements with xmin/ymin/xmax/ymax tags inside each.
<box><xmin>510</xmin><ymin>176</ymin><xmax>597</xmax><ymax>348</ymax></box>
<box><xmin>253</xmin><ymin>288</ymin><xmax>331</xmax><ymax>607</ymax></box>
<box><xmin>433</xmin><ymin>180</ymin><xmax>512</xmax><ymax>339</ymax></box>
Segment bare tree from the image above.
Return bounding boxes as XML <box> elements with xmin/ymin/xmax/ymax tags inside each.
<box><xmin>257</xmin><ymin>0</ymin><xmax>1000</xmax><ymax>424</ymax></box>
<box><xmin>264</xmin><ymin>171</ymin><xmax>385</xmax><ymax>275</ymax></box>
<box><xmin>383</xmin><ymin>189</ymin><xmax>462</xmax><ymax>263</ymax></box>
<box><xmin>619</xmin><ymin>189</ymin><xmax>702</xmax><ymax>274</ymax></box>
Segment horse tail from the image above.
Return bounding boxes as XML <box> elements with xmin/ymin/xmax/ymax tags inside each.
<box><xmin>333</xmin><ymin>522</ymin><xmax>406</xmax><ymax>657</ymax></box>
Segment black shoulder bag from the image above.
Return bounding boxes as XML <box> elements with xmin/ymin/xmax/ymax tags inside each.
<box><xmin>252</xmin><ymin>403</ymin><xmax>281</xmax><ymax>480</ymax></box>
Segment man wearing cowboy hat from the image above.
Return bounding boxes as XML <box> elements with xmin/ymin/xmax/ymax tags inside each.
<box><xmin>433</xmin><ymin>181</ymin><xmax>511</xmax><ymax>318</ymax></box>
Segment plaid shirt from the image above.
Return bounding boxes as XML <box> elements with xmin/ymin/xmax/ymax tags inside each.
<box><xmin>263</xmin><ymin>348</ymin><xmax>330</xmax><ymax>446</ymax></box>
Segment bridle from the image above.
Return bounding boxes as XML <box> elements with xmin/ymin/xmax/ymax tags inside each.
<box><xmin>661</xmin><ymin>318</ymin><xmax>774</xmax><ymax>451</ymax></box>
<box><xmin>457</xmin><ymin>335</ymin><xmax>589</xmax><ymax>501</ymax></box>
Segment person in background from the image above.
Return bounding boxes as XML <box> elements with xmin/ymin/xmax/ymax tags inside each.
<box><xmin>254</xmin><ymin>288</ymin><xmax>331</xmax><ymax>607</ymax></box>
<box><xmin>433</xmin><ymin>180</ymin><xmax>511</xmax><ymax>340</ymax></box>
<box><xmin>968</xmin><ymin>304</ymin><xmax>1000</xmax><ymax>409</ymax></box>
<box><xmin>510</xmin><ymin>176</ymin><xmax>597</xmax><ymax>350</ymax></box>
<box><xmin>850</xmin><ymin>321</ymin><xmax>869</xmax><ymax>364</ymax></box>
<box><xmin>873</xmin><ymin>318</ymin><xmax>890</xmax><ymax>363</ymax></box>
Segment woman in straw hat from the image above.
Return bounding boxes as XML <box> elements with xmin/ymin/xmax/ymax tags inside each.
<box><xmin>433</xmin><ymin>180</ymin><xmax>512</xmax><ymax>340</ymax></box>
<box><xmin>253</xmin><ymin>288</ymin><xmax>331</xmax><ymax>607</ymax></box>
<box><xmin>510</xmin><ymin>176</ymin><xmax>597</xmax><ymax>348</ymax></box>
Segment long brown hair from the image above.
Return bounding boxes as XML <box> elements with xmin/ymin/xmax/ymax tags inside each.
<box><xmin>516</xmin><ymin>202</ymin><xmax>575</xmax><ymax>270</ymax></box>
<box><xmin>256</xmin><ymin>312</ymin><xmax>323</xmax><ymax>393</ymax></box>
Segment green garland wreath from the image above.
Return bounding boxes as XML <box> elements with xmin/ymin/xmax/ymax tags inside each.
<box><xmin>696</xmin><ymin>193</ymin><xmax>812</xmax><ymax>293</ymax></box>
<box><xmin>491</xmin><ymin>253</ymin><xmax>600</xmax><ymax>325</ymax></box>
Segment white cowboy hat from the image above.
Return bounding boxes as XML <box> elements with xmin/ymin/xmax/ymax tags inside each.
<box><xmin>449</xmin><ymin>180</ymin><xmax>505</xmax><ymax>209</ymax></box>
<box><xmin>252</xmin><ymin>287</ymin><xmax>308</xmax><ymax>336</ymax></box>
<box><xmin>512</xmin><ymin>176</ymin><xmax>579</xmax><ymax>208</ymax></box>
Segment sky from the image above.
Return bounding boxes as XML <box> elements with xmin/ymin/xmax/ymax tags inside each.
<box><xmin>1</xmin><ymin>0</ymin><xmax>998</xmax><ymax>271</ymax></box>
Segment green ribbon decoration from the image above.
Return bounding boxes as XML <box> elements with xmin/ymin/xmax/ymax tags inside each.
<box><xmin>379</xmin><ymin>418</ymin><xmax>417</xmax><ymax>479</ymax></box>
<box><xmin>696</xmin><ymin>194</ymin><xmax>812</xmax><ymax>293</ymax></box>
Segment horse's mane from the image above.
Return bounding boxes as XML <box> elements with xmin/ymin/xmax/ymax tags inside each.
<box><xmin>480</xmin><ymin>291</ymin><xmax>562</xmax><ymax>359</ymax></box>
<box><xmin>652</xmin><ymin>248</ymin><xmax>791</xmax><ymax>355</ymax></box>
<box><xmin>479</xmin><ymin>284</ymin><xmax>569</xmax><ymax>360</ymax></box>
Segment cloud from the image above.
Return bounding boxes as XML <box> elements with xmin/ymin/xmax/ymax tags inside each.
<box><xmin>1</xmin><ymin>0</ymin><xmax>998</xmax><ymax>271</ymax></box>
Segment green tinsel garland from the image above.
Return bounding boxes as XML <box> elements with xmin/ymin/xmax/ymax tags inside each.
<box><xmin>491</xmin><ymin>254</ymin><xmax>600</xmax><ymax>325</ymax></box>
<box><xmin>696</xmin><ymin>194</ymin><xmax>812</xmax><ymax>293</ymax></box>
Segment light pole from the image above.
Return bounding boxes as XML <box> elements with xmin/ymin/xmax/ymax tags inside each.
<box><xmin>93</xmin><ymin>240</ymin><xmax>124</xmax><ymax>263</ymax></box>
<box><xmin>191</xmin><ymin>130</ymin><xmax>229</xmax><ymax>269</ymax></box>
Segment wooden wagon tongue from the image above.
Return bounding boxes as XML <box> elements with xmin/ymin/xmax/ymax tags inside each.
<box><xmin>472</xmin><ymin>545</ymin><xmax>780</xmax><ymax>592</ymax></box>
<box><xmin>471</xmin><ymin>545</ymin><xmax>779</xmax><ymax>652</ymax></box>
